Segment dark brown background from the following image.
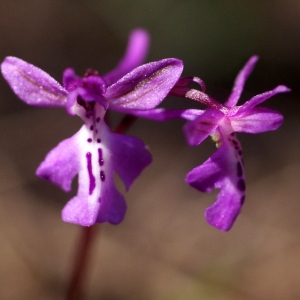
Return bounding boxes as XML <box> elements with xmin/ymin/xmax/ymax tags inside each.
<box><xmin>0</xmin><ymin>1</ymin><xmax>299</xmax><ymax>299</ymax></box>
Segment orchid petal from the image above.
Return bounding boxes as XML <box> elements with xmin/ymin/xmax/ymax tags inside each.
<box><xmin>186</xmin><ymin>132</ymin><xmax>245</xmax><ymax>231</ymax></box>
<box><xmin>62</xmin><ymin>166</ymin><xmax>126</xmax><ymax>226</ymax></box>
<box><xmin>112</xmin><ymin>108</ymin><xmax>205</xmax><ymax>122</ymax></box>
<box><xmin>106</xmin><ymin>58</ymin><xmax>183</xmax><ymax>110</ymax></box>
<box><xmin>225</xmin><ymin>56</ymin><xmax>258</xmax><ymax>107</ymax></box>
<box><xmin>36</xmin><ymin>133</ymin><xmax>80</xmax><ymax>192</ymax></box>
<box><xmin>238</xmin><ymin>85</ymin><xmax>290</xmax><ymax>113</ymax></box>
<box><xmin>231</xmin><ymin>107</ymin><xmax>283</xmax><ymax>133</ymax></box>
<box><xmin>1</xmin><ymin>56</ymin><xmax>67</xmax><ymax>106</ymax></box>
<box><xmin>183</xmin><ymin>108</ymin><xmax>224</xmax><ymax>146</ymax></box>
<box><xmin>109</xmin><ymin>132</ymin><xmax>152</xmax><ymax>191</ymax></box>
<box><xmin>104</xmin><ymin>29</ymin><xmax>150</xmax><ymax>86</ymax></box>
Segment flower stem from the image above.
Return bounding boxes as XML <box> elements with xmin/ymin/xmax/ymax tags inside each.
<box><xmin>65</xmin><ymin>113</ymin><xmax>138</xmax><ymax>300</ymax></box>
<box><xmin>66</xmin><ymin>226</ymin><xmax>97</xmax><ymax>300</ymax></box>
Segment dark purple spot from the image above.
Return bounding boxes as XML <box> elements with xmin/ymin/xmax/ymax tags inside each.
<box><xmin>232</xmin><ymin>140</ymin><xmax>238</xmax><ymax>146</ymax></box>
<box><xmin>238</xmin><ymin>150</ymin><xmax>242</xmax><ymax>156</ymax></box>
<box><xmin>87</xmin><ymin>138</ymin><xmax>92</xmax><ymax>143</ymax></box>
<box><xmin>100</xmin><ymin>171</ymin><xmax>105</xmax><ymax>181</ymax></box>
<box><xmin>96</xmin><ymin>117</ymin><xmax>100</xmax><ymax>123</ymax></box>
<box><xmin>97</xmin><ymin>139</ymin><xmax>101</xmax><ymax>143</ymax></box>
<box><xmin>98</xmin><ymin>148</ymin><xmax>104</xmax><ymax>166</ymax></box>
<box><xmin>237</xmin><ymin>162</ymin><xmax>243</xmax><ymax>177</ymax></box>
<box><xmin>95</xmin><ymin>130</ymin><xmax>98</xmax><ymax>133</ymax></box>
<box><xmin>230</xmin><ymin>132</ymin><xmax>235</xmax><ymax>136</ymax></box>
<box><xmin>235</xmin><ymin>146</ymin><xmax>239</xmax><ymax>150</ymax></box>
<box><xmin>90</xmin><ymin>125</ymin><xmax>93</xmax><ymax>130</ymax></box>
<box><xmin>237</xmin><ymin>179</ymin><xmax>245</xmax><ymax>191</ymax></box>
<box><xmin>240</xmin><ymin>195</ymin><xmax>245</xmax><ymax>204</ymax></box>
<box><xmin>86</xmin><ymin>152</ymin><xmax>96</xmax><ymax>195</ymax></box>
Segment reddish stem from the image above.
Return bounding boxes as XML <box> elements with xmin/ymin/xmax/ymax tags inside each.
<box><xmin>66</xmin><ymin>226</ymin><xmax>97</xmax><ymax>300</ymax></box>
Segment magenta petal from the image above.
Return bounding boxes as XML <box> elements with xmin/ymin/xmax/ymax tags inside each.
<box><xmin>186</xmin><ymin>155</ymin><xmax>223</xmax><ymax>193</ymax></box>
<box><xmin>36</xmin><ymin>133</ymin><xmax>80</xmax><ymax>192</ymax></box>
<box><xmin>238</xmin><ymin>85</ymin><xmax>290</xmax><ymax>113</ymax></box>
<box><xmin>109</xmin><ymin>133</ymin><xmax>152</xmax><ymax>190</ymax></box>
<box><xmin>231</xmin><ymin>107</ymin><xmax>283</xmax><ymax>133</ymax></box>
<box><xmin>1</xmin><ymin>56</ymin><xmax>67</xmax><ymax>107</ymax></box>
<box><xmin>107</xmin><ymin>58</ymin><xmax>183</xmax><ymax>110</ymax></box>
<box><xmin>186</xmin><ymin>137</ymin><xmax>245</xmax><ymax>231</ymax></box>
<box><xmin>112</xmin><ymin>108</ymin><xmax>204</xmax><ymax>122</ymax></box>
<box><xmin>96</xmin><ymin>181</ymin><xmax>127</xmax><ymax>224</ymax></box>
<box><xmin>225</xmin><ymin>56</ymin><xmax>258</xmax><ymax>107</ymax></box>
<box><xmin>205</xmin><ymin>186</ymin><xmax>242</xmax><ymax>231</ymax></box>
<box><xmin>62</xmin><ymin>171</ymin><xmax>126</xmax><ymax>226</ymax></box>
<box><xmin>183</xmin><ymin>108</ymin><xmax>224</xmax><ymax>146</ymax></box>
<box><xmin>104</xmin><ymin>29</ymin><xmax>150</xmax><ymax>86</ymax></box>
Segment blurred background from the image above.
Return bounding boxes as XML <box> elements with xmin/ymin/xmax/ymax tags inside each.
<box><xmin>0</xmin><ymin>0</ymin><xmax>299</xmax><ymax>299</ymax></box>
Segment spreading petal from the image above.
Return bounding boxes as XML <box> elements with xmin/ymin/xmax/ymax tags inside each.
<box><xmin>109</xmin><ymin>132</ymin><xmax>152</xmax><ymax>191</ymax></box>
<box><xmin>231</xmin><ymin>107</ymin><xmax>283</xmax><ymax>133</ymax></box>
<box><xmin>104</xmin><ymin>29</ymin><xmax>150</xmax><ymax>86</ymax></box>
<box><xmin>106</xmin><ymin>58</ymin><xmax>183</xmax><ymax>110</ymax></box>
<box><xmin>36</xmin><ymin>133</ymin><xmax>80</xmax><ymax>192</ymax></box>
<box><xmin>1</xmin><ymin>56</ymin><xmax>67</xmax><ymax>106</ymax></box>
<box><xmin>112</xmin><ymin>108</ymin><xmax>204</xmax><ymax>122</ymax></box>
<box><xmin>225</xmin><ymin>56</ymin><xmax>258</xmax><ymax>108</ymax></box>
<box><xmin>237</xmin><ymin>85</ymin><xmax>290</xmax><ymax>113</ymax></box>
<box><xmin>183</xmin><ymin>108</ymin><xmax>224</xmax><ymax>146</ymax></box>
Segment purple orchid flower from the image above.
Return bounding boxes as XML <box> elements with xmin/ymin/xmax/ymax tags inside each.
<box><xmin>175</xmin><ymin>56</ymin><xmax>289</xmax><ymax>231</ymax></box>
<box><xmin>129</xmin><ymin>56</ymin><xmax>290</xmax><ymax>231</ymax></box>
<box><xmin>1</xmin><ymin>29</ymin><xmax>184</xmax><ymax>226</ymax></box>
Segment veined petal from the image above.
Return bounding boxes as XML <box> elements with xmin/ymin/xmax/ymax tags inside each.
<box><xmin>106</xmin><ymin>58</ymin><xmax>183</xmax><ymax>110</ymax></box>
<box><xmin>36</xmin><ymin>132</ymin><xmax>80</xmax><ymax>192</ymax></box>
<box><xmin>104</xmin><ymin>29</ymin><xmax>150</xmax><ymax>86</ymax></box>
<box><xmin>186</xmin><ymin>127</ymin><xmax>245</xmax><ymax>231</ymax></box>
<box><xmin>225</xmin><ymin>56</ymin><xmax>258</xmax><ymax>108</ymax></box>
<box><xmin>238</xmin><ymin>85</ymin><xmax>290</xmax><ymax>113</ymax></box>
<box><xmin>183</xmin><ymin>108</ymin><xmax>224</xmax><ymax>146</ymax></box>
<box><xmin>1</xmin><ymin>56</ymin><xmax>67</xmax><ymax>106</ymax></box>
<box><xmin>109</xmin><ymin>132</ymin><xmax>152</xmax><ymax>191</ymax></box>
<box><xmin>231</xmin><ymin>107</ymin><xmax>283</xmax><ymax>133</ymax></box>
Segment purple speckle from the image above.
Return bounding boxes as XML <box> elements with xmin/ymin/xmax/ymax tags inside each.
<box><xmin>97</xmin><ymin>139</ymin><xmax>101</xmax><ymax>143</ymax></box>
<box><xmin>237</xmin><ymin>162</ymin><xmax>243</xmax><ymax>177</ymax></box>
<box><xmin>87</xmin><ymin>138</ymin><xmax>92</xmax><ymax>143</ymax></box>
<box><xmin>237</xmin><ymin>179</ymin><xmax>245</xmax><ymax>191</ymax></box>
<box><xmin>96</xmin><ymin>117</ymin><xmax>100</xmax><ymax>123</ymax></box>
<box><xmin>98</xmin><ymin>148</ymin><xmax>104</xmax><ymax>166</ymax></box>
<box><xmin>90</xmin><ymin>125</ymin><xmax>93</xmax><ymax>130</ymax></box>
<box><xmin>100</xmin><ymin>171</ymin><xmax>105</xmax><ymax>181</ymax></box>
<box><xmin>86</xmin><ymin>152</ymin><xmax>96</xmax><ymax>195</ymax></box>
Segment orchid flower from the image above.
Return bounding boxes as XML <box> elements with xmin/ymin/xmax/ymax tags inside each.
<box><xmin>162</xmin><ymin>56</ymin><xmax>288</xmax><ymax>231</ymax></box>
<box><xmin>1</xmin><ymin>29</ymin><xmax>184</xmax><ymax>226</ymax></box>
